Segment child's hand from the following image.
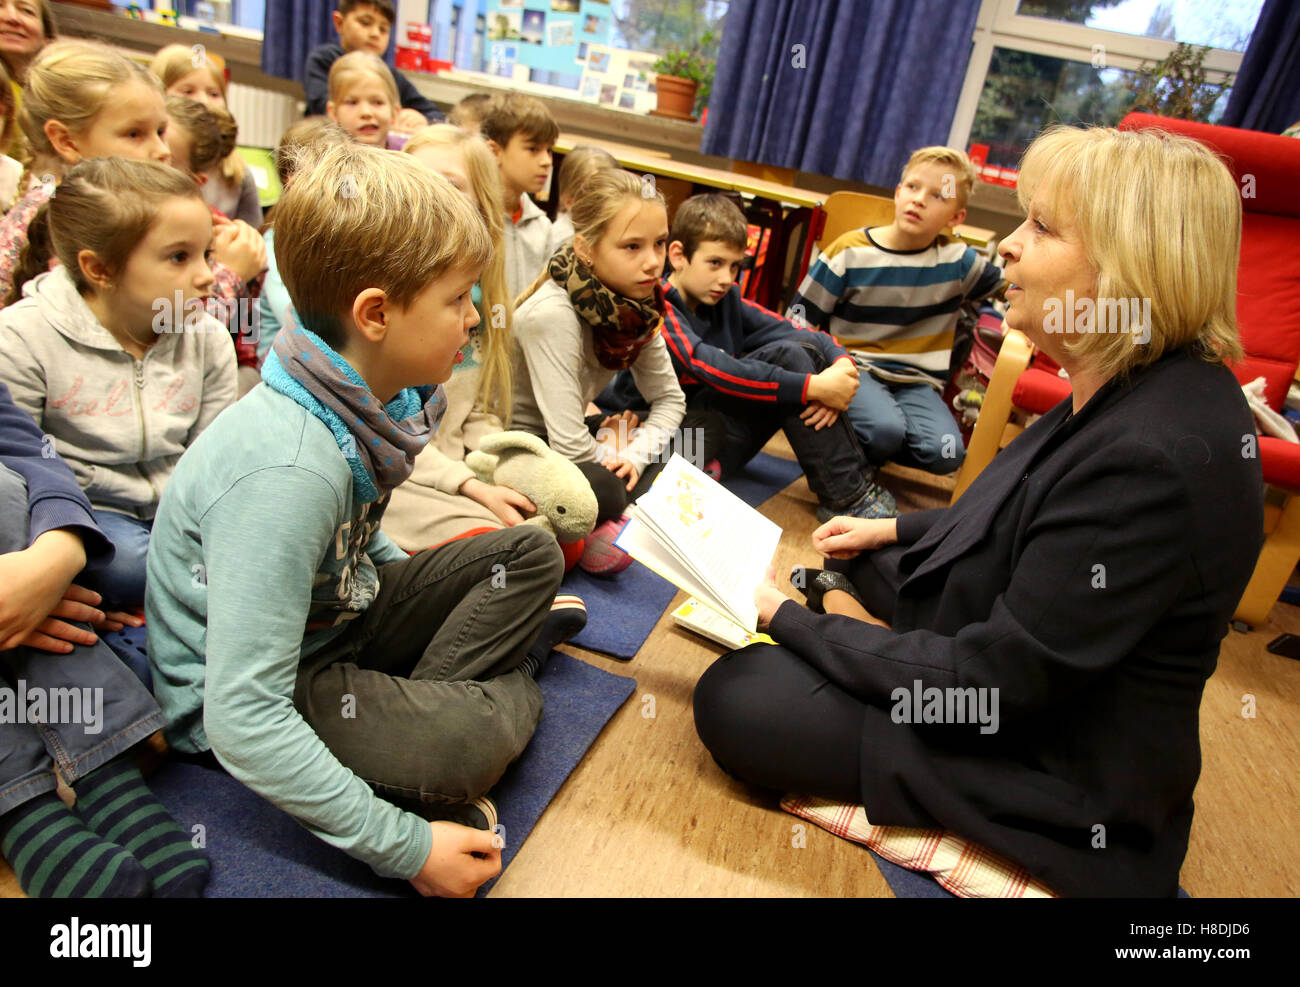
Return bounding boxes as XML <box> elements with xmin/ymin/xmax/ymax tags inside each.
<box><xmin>754</xmin><ymin>565</ymin><xmax>791</xmax><ymax>629</ymax></box>
<box><xmin>811</xmin><ymin>517</ymin><xmax>898</xmax><ymax>560</ymax></box>
<box><xmin>92</xmin><ymin>608</ymin><xmax>145</xmax><ymax>633</ymax></box>
<box><xmin>0</xmin><ymin>531</ymin><xmax>96</xmax><ymax>652</ymax></box>
<box><xmin>459</xmin><ymin>477</ymin><xmax>536</xmax><ymax>527</ymax></box>
<box><xmin>595</xmin><ymin>410</ymin><xmax>640</xmax><ymax>452</ymax></box>
<box><xmin>603</xmin><ymin>456</ymin><xmax>640</xmax><ymax>491</ymax></box>
<box><xmin>392</xmin><ymin>108</ymin><xmax>429</xmax><ymax>134</ymax></box>
<box><xmin>211</xmin><ymin>220</ymin><xmax>267</xmax><ymax>282</ymax></box>
<box><xmin>799</xmin><ymin>401</ymin><xmax>839</xmax><ymax>431</ymax></box>
<box><xmin>409</xmin><ymin>821</ymin><xmax>502</xmax><ymax>898</ymax></box>
<box><xmin>806</xmin><ymin>360</ymin><xmax>860</xmax><ymax>411</ymax></box>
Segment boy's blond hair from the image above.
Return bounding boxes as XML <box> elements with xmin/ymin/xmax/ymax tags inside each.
<box><xmin>274</xmin><ymin>117</ymin><xmax>348</xmax><ymax>185</ymax></box>
<box><xmin>405</xmin><ymin>124</ymin><xmax>514</xmax><ymax>421</ymax></box>
<box><xmin>900</xmin><ymin>146</ymin><xmax>979</xmax><ymax>210</ymax></box>
<box><xmin>328</xmin><ymin>51</ymin><xmax>398</xmax><ymax>108</ymax></box>
<box><xmin>271</xmin><ymin>141</ymin><xmax>491</xmax><ymax>349</ymax></box>
<box><xmin>481</xmin><ymin>92</ymin><xmax>558</xmax><ymax>149</ymax></box>
<box><xmin>1017</xmin><ymin>124</ymin><xmax>1241</xmax><ymax>380</ymax></box>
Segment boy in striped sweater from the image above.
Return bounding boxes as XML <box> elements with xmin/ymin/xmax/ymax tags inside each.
<box><xmin>604</xmin><ymin>194</ymin><xmax>894</xmax><ymax>520</ymax></box>
<box><xmin>787</xmin><ymin>147</ymin><xmax>1002</xmax><ymax>475</ymax></box>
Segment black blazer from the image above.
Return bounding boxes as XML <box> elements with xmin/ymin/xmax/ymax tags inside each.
<box><xmin>769</xmin><ymin>348</ymin><xmax>1263</xmax><ymax>896</ymax></box>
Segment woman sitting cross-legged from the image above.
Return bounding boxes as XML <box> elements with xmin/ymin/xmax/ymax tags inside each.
<box><xmin>692</xmin><ymin>124</ymin><xmax>1263</xmax><ymax>898</ymax></box>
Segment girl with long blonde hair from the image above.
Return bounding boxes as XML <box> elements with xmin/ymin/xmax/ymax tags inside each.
<box><xmin>382</xmin><ymin>124</ymin><xmax>531</xmax><ymax>551</ymax></box>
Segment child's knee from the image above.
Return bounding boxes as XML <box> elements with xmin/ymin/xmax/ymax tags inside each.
<box><xmin>909</xmin><ymin>430</ymin><xmax>966</xmax><ymax>474</ymax></box>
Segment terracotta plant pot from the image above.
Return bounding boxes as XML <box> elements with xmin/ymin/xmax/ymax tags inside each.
<box><xmin>653</xmin><ymin>74</ymin><xmax>699</xmax><ymax>121</ymax></box>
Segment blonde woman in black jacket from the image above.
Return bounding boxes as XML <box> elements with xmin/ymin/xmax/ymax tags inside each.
<box><xmin>694</xmin><ymin>125</ymin><xmax>1263</xmax><ymax>898</ymax></box>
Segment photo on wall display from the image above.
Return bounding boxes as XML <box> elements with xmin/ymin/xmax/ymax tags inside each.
<box><xmin>499</xmin><ymin>0</ymin><xmax>523</xmax><ymax>7</ymax></box>
<box><xmin>488</xmin><ymin>10</ymin><xmax>522</xmax><ymax>41</ymax></box>
<box><xmin>521</xmin><ymin>8</ymin><xmax>545</xmax><ymax>44</ymax></box>
<box><xmin>618</xmin><ymin>92</ymin><xmax>635</xmax><ymax>109</ymax></box>
<box><xmin>599</xmin><ymin>83</ymin><xmax>617</xmax><ymax>104</ymax></box>
<box><xmin>548</xmin><ymin>20</ymin><xmax>575</xmax><ymax>46</ymax></box>
<box><xmin>551</xmin><ymin>0</ymin><xmax>580</xmax><ymax>11</ymax></box>
<box><xmin>577</xmin><ymin>41</ymin><xmax>589</xmax><ymax>60</ymax></box>
<box><xmin>584</xmin><ymin>13</ymin><xmax>601</xmax><ymax>33</ymax></box>
<box><xmin>587</xmin><ymin>49</ymin><xmax>611</xmax><ymax>73</ymax></box>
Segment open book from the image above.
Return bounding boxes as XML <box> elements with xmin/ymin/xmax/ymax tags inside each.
<box><xmin>614</xmin><ymin>454</ymin><xmax>783</xmax><ymax>632</ymax></box>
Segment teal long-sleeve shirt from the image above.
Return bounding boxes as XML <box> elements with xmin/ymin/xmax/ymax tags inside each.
<box><xmin>144</xmin><ymin>384</ymin><xmax>428</xmax><ymax>880</ymax></box>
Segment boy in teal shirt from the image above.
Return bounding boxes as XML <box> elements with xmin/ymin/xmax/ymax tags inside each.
<box><xmin>146</xmin><ymin>143</ymin><xmax>573</xmax><ymax>897</ymax></box>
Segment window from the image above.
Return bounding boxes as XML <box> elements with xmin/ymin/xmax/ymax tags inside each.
<box><xmin>949</xmin><ymin>0</ymin><xmax>1260</xmax><ymax>174</ymax></box>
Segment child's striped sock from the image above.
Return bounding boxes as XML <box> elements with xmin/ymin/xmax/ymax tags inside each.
<box><xmin>520</xmin><ymin>594</ymin><xmax>587</xmax><ymax>677</ymax></box>
<box><xmin>0</xmin><ymin>791</ymin><xmax>151</xmax><ymax>898</ymax></box>
<box><xmin>72</xmin><ymin>756</ymin><xmax>210</xmax><ymax>898</ymax></box>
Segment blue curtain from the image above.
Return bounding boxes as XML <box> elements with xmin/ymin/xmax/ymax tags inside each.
<box><xmin>1221</xmin><ymin>0</ymin><xmax>1300</xmax><ymax>133</ymax></box>
<box><xmin>261</xmin><ymin>0</ymin><xmax>397</xmax><ymax>82</ymax></box>
<box><xmin>701</xmin><ymin>0</ymin><xmax>981</xmax><ymax>188</ymax></box>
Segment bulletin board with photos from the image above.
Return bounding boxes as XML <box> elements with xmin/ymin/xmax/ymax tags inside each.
<box><xmin>485</xmin><ymin>0</ymin><xmax>614</xmax><ymax>78</ymax></box>
<box><xmin>576</xmin><ymin>43</ymin><xmax>660</xmax><ymax>113</ymax></box>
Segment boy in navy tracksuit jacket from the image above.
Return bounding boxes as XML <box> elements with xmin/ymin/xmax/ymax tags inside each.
<box><xmin>603</xmin><ymin>194</ymin><xmax>895</xmax><ymax>520</ymax></box>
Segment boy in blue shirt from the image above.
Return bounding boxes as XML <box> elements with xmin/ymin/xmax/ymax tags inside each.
<box><xmin>787</xmin><ymin>147</ymin><xmax>1002</xmax><ymax>476</ymax></box>
<box><xmin>605</xmin><ymin>194</ymin><xmax>894</xmax><ymax>520</ymax></box>
<box><xmin>303</xmin><ymin>0</ymin><xmax>444</xmax><ymax>130</ymax></box>
<box><xmin>146</xmin><ymin>143</ymin><xmax>575</xmax><ymax>898</ymax></box>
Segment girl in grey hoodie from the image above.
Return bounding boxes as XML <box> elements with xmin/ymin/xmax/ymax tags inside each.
<box><xmin>0</xmin><ymin>158</ymin><xmax>236</xmax><ymax>608</ymax></box>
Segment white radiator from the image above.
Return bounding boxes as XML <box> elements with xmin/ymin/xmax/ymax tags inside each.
<box><xmin>224</xmin><ymin>82</ymin><xmax>301</xmax><ymax>150</ymax></box>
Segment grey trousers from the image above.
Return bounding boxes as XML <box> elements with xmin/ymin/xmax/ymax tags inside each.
<box><xmin>293</xmin><ymin>525</ymin><xmax>564</xmax><ymax>809</ymax></box>
<box><xmin>0</xmin><ymin>465</ymin><xmax>164</xmax><ymax>817</ymax></box>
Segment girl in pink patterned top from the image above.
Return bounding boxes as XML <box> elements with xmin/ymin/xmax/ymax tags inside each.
<box><xmin>0</xmin><ymin>41</ymin><xmax>265</xmax><ymax>367</ymax></box>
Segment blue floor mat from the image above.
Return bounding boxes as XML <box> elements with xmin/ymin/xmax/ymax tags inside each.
<box><xmin>564</xmin><ymin>452</ymin><xmax>804</xmax><ymax>659</ymax></box>
<box><xmin>146</xmin><ymin>652</ymin><xmax>636</xmax><ymax>897</ymax></box>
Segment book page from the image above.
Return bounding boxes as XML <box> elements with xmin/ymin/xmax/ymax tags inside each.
<box><xmin>620</xmin><ymin>455</ymin><xmax>782</xmax><ymax>630</ymax></box>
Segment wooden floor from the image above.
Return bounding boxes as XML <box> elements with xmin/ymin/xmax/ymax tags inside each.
<box><xmin>4</xmin><ymin>435</ymin><xmax>1298</xmax><ymax>898</ymax></box>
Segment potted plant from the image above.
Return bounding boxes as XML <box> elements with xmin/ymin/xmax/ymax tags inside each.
<box><xmin>652</xmin><ymin>33</ymin><xmax>715</xmax><ymax>122</ymax></box>
<box><xmin>1126</xmin><ymin>42</ymin><xmax>1234</xmax><ymax>122</ymax></box>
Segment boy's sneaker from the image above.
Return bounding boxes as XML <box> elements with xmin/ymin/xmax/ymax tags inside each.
<box><xmin>578</xmin><ymin>516</ymin><xmax>633</xmax><ymax>575</ymax></box>
<box><xmin>816</xmin><ymin>469</ymin><xmax>897</xmax><ymax>523</ymax></box>
<box><xmin>520</xmin><ymin>594</ymin><xmax>587</xmax><ymax>677</ymax></box>
<box><xmin>418</xmin><ymin>796</ymin><xmax>498</xmax><ymax>834</ymax></box>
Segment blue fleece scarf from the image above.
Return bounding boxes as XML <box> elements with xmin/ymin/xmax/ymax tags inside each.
<box><xmin>261</xmin><ymin>325</ymin><xmax>445</xmax><ymax>504</ymax></box>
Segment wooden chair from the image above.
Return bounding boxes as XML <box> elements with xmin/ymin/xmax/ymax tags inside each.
<box><xmin>950</xmin><ymin>113</ymin><xmax>1300</xmax><ymax>630</ymax></box>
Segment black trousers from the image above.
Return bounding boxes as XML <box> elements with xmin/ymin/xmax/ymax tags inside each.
<box><xmin>692</xmin><ymin>544</ymin><xmax>909</xmax><ymax>800</ymax></box>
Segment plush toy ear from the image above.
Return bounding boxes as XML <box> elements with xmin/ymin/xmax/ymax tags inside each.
<box><xmin>477</xmin><ymin>431</ymin><xmax>553</xmax><ymax>459</ymax></box>
<box><xmin>464</xmin><ymin>450</ymin><xmax>498</xmax><ymax>484</ymax></box>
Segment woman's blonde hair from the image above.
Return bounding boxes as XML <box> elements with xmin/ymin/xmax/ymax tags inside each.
<box><xmin>405</xmin><ymin>124</ymin><xmax>513</xmax><ymax>422</ymax></box>
<box><xmin>1017</xmin><ymin>124</ymin><xmax>1242</xmax><ymax>378</ymax></box>
<box><xmin>517</xmin><ymin>168</ymin><xmax>667</xmax><ymax>307</ymax></box>
<box><xmin>148</xmin><ymin>43</ymin><xmax>245</xmax><ymax>186</ymax></box>
<box><xmin>7</xmin><ymin>157</ymin><xmax>201</xmax><ymax>305</ymax></box>
<box><xmin>271</xmin><ymin>140</ymin><xmax>491</xmax><ymax>352</ymax></box>
<box><xmin>328</xmin><ymin>51</ymin><xmax>398</xmax><ymax>109</ymax></box>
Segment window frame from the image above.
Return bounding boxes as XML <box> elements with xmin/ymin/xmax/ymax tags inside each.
<box><xmin>946</xmin><ymin>0</ymin><xmax>1250</xmax><ymax>150</ymax></box>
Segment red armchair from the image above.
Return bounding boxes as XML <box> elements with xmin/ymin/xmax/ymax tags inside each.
<box><xmin>952</xmin><ymin>112</ymin><xmax>1300</xmax><ymax>629</ymax></box>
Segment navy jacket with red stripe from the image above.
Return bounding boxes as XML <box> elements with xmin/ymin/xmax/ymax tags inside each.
<box><xmin>607</xmin><ymin>281</ymin><xmax>851</xmax><ymax>411</ymax></box>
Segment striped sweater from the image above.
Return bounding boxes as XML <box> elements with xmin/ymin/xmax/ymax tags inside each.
<box><xmin>787</xmin><ymin>228</ymin><xmax>1001</xmax><ymax>376</ymax></box>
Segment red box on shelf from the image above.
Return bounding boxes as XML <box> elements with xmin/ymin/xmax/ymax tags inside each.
<box><xmin>395</xmin><ymin>47</ymin><xmax>426</xmax><ymax>72</ymax></box>
<box><xmin>968</xmin><ymin>143</ymin><xmax>989</xmax><ymax>170</ymax></box>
